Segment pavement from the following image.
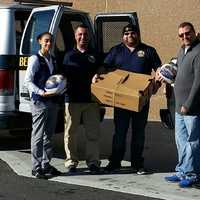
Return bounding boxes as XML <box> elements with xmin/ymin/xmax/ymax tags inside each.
<box><xmin>0</xmin><ymin>149</ymin><xmax>200</xmax><ymax>200</ymax></box>
<box><xmin>0</xmin><ymin>158</ymin><xmax>160</xmax><ymax>200</ymax></box>
<box><xmin>1</xmin><ymin>118</ymin><xmax>200</xmax><ymax>200</ymax></box>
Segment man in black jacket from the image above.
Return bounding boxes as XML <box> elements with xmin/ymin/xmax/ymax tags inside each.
<box><xmin>63</xmin><ymin>24</ymin><xmax>101</xmax><ymax>174</ymax></box>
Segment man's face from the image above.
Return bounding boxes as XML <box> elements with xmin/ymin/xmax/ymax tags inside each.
<box><xmin>122</xmin><ymin>31</ymin><xmax>139</xmax><ymax>47</ymax></box>
<box><xmin>178</xmin><ymin>25</ymin><xmax>196</xmax><ymax>46</ymax></box>
<box><xmin>75</xmin><ymin>27</ymin><xmax>89</xmax><ymax>47</ymax></box>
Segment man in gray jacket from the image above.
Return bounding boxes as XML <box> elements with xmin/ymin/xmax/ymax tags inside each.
<box><xmin>164</xmin><ymin>22</ymin><xmax>200</xmax><ymax>187</ymax></box>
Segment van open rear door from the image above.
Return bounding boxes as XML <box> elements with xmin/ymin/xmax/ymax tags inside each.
<box><xmin>94</xmin><ymin>12</ymin><xmax>140</xmax><ymax>59</ymax></box>
<box><xmin>19</xmin><ymin>5</ymin><xmax>64</xmax><ymax>112</ymax></box>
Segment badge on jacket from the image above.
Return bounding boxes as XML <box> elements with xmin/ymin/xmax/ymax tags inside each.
<box><xmin>137</xmin><ymin>50</ymin><xmax>145</xmax><ymax>57</ymax></box>
<box><xmin>88</xmin><ymin>55</ymin><xmax>96</xmax><ymax>63</ymax></box>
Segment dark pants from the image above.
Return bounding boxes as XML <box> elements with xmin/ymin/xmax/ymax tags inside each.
<box><xmin>110</xmin><ymin>103</ymin><xmax>149</xmax><ymax>168</ymax></box>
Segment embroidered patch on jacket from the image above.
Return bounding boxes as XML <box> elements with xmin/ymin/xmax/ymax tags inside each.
<box><xmin>88</xmin><ymin>55</ymin><xmax>96</xmax><ymax>63</ymax></box>
<box><xmin>137</xmin><ymin>50</ymin><xmax>145</xmax><ymax>57</ymax></box>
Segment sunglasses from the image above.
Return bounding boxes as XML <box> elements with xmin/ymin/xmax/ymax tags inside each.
<box><xmin>124</xmin><ymin>31</ymin><xmax>137</xmax><ymax>36</ymax></box>
<box><xmin>178</xmin><ymin>31</ymin><xmax>191</xmax><ymax>38</ymax></box>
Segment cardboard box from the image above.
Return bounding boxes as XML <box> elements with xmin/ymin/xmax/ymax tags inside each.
<box><xmin>91</xmin><ymin>69</ymin><xmax>154</xmax><ymax>112</ymax></box>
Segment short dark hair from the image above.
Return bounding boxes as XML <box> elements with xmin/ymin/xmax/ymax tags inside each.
<box><xmin>37</xmin><ymin>32</ymin><xmax>53</xmax><ymax>41</ymax></box>
<box><xmin>178</xmin><ymin>22</ymin><xmax>195</xmax><ymax>32</ymax></box>
<box><xmin>74</xmin><ymin>23</ymin><xmax>89</xmax><ymax>31</ymax></box>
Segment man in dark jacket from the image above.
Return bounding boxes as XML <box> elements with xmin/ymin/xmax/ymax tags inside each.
<box><xmin>94</xmin><ymin>24</ymin><xmax>161</xmax><ymax>174</ymax></box>
<box><xmin>63</xmin><ymin>24</ymin><xmax>101</xmax><ymax>174</ymax></box>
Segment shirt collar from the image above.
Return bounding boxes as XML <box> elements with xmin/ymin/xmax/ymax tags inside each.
<box><xmin>121</xmin><ymin>42</ymin><xmax>142</xmax><ymax>51</ymax></box>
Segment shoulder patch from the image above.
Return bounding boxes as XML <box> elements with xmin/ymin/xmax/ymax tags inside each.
<box><xmin>137</xmin><ymin>50</ymin><xmax>145</xmax><ymax>57</ymax></box>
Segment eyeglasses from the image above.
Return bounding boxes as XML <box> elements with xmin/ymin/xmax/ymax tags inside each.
<box><xmin>124</xmin><ymin>31</ymin><xmax>137</xmax><ymax>36</ymax></box>
<box><xmin>178</xmin><ymin>31</ymin><xmax>191</xmax><ymax>38</ymax></box>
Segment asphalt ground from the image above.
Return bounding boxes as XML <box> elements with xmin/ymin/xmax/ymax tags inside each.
<box><xmin>0</xmin><ymin>158</ymin><xmax>161</xmax><ymax>200</ymax></box>
<box><xmin>1</xmin><ymin>127</ymin><xmax>200</xmax><ymax>200</ymax></box>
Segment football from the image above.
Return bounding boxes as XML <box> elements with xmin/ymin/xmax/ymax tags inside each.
<box><xmin>45</xmin><ymin>74</ymin><xmax>67</xmax><ymax>95</ymax></box>
<box><xmin>159</xmin><ymin>63</ymin><xmax>177</xmax><ymax>84</ymax></box>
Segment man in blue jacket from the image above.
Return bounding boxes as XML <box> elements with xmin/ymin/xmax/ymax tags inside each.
<box><xmin>97</xmin><ymin>24</ymin><xmax>162</xmax><ymax>174</ymax></box>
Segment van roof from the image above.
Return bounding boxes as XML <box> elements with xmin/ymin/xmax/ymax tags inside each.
<box><xmin>0</xmin><ymin>3</ymin><xmax>35</xmax><ymax>9</ymax></box>
<box><xmin>0</xmin><ymin>3</ymin><xmax>88</xmax><ymax>15</ymax></box>
<box><xmin>0</xmin><ymin>0</ymin><xmax>73</xmax><ymax>8</ymax></box>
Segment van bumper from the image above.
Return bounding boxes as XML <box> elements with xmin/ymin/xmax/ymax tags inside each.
<box><xmin>0</xmin><ymin>111</ymin><xmax>32</xmax><ymax>130</ymax></box>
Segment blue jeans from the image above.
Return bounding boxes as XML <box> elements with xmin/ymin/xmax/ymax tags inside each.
<box><xmin>109</xmin><ymin>103</ymin><xmax>149</xmax><ymax>168</ymax></box>
<box><xmin>175</xmin><ymin>112</ymin><xmax>200</xmax><ymax>179</ymax></box>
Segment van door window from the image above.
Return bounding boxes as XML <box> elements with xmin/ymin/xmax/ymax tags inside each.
<box><xmin>15</xmin><ymin>11</ymin><xmax>30</xmax><ymax>54</ymax></box>
<box><xmin>102</xmin><ymin>21</ymin><xmax>130</xmax><ymax>53</ymax></box>
<box><xmin>95</xmin><ymin>14</ymin><xmax>139</xmax><ymax>58</ymax></box>
<box><xmin>21</xmin><ymin>10</ymin><xmax>55</xmax><ymax>55</ymax></box>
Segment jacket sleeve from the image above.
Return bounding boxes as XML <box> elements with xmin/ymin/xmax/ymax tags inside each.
<box><xmin>184</xmin><ymin>54</ymin><xmax>200</xmax><ymax>110</ymax></box>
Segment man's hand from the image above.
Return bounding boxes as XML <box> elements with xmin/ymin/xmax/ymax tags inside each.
<box><xmin>92</xmin><ymin>74</ymin><xmax>100</xmax><ymax>83</ymax></box>
<box><xmin>155</xmin><ymin>67</ymin><xmax>161</xmax><ymax>81</ymax></box>
<box><xmin>41</xmin><ymin>91</ymin><xmax>56</xmax><ymax>97</ymax></box>
<box><xmin>181</xmin><ymin>106</ymin><xmax>188</xmax><ymax>115</ymax></box>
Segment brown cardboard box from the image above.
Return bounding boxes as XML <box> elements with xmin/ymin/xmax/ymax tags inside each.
<box><xmin>91</xmin><ymin>69</ymin><xmax>154</xmax><ymax>112</ymax></box>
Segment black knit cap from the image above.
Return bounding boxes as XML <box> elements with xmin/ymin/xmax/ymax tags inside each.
<box><xmin>122</xmin><ymin>24</ymin><xmax>138</xmax><ymax>34</ymax></box>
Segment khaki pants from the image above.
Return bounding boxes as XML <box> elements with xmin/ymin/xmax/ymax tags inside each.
<box><xmin>64</xmin><ymin>102</ymin><xmax>101</xmax><ymax>167</ymax></box>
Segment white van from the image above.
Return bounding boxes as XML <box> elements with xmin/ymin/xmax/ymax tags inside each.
<box><xmin>0</xmin><ymin>0</ymin><xmax>140</xmax><ymax>135</ymax></box>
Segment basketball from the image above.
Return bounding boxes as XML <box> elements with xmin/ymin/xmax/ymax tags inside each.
<box><xmin>159</xmin><ymin>63</ymin><xmax>177</xmax><ymax>84</ymax></box>
<box><xmin>45</xmin><ymin>74</ymin><xmax>67</xmax><ymax>94</ymax></box>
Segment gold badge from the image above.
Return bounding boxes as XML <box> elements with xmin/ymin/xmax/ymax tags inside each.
<box><xmin>137</xmin><ymin>50</ymin><xmax>145</xmax><ymax>57</ymax></box>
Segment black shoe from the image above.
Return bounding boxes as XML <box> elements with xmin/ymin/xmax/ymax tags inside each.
<box><xmin>104</xmin><ymin>162</ymin><xmax>121</xmax><ymax>172</ymax></box>
<box><xmin>32</xmin><ymin>168</ymin><xmax>48</xmax><ymax>179</ymax></box>
<box><xmin>68</xmin><ymin>165</ymin><xmax>77</xmax><ymax>173</ymax></box>
<box><xmin>131</xmin><ymin>165</ymin><xmax>148</xmax><ymax>175</ymax></box>
<box><xmin>136</xmin><ymin>168</ymin><xmax>148</xmax><ymax>175</ymax></box>
<box><xmin>89</xmin><ymin>164</ymin><xmax>100</xmax><ymax>174</ymax></box>
<box><xmin>43</xmin><ymin>165</ymin><xmax>62</xmax><ymax>176</ymax></box>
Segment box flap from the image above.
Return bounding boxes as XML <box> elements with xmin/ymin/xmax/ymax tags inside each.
<box><xmin>113</xmin><ymin>69</ymin><xmax>153</xmax><ymax>96</ymax></box>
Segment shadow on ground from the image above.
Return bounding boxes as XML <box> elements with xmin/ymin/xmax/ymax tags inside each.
<box><xmin>0</xmin><ymin>119</ymin><xmax>177</xmax><ymax>173</ymax></box>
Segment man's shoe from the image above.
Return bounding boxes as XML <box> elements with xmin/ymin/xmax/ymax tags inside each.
<box><xmin>32</xmin><ymin>168</ymin><xmax>47</xmax><ymax>179</ymax></box>
<box><xmin>136</xmin><ymin>168</ymin><xmax>148</xmax><ymax>175</ymax></box>
<box><xmin>68</xmin><ymin>165</ymin><xmax>77</xmax><ymax>173</ymax></box>
<box><xmin>132</xmin><ymin>166</ymin><xmax>148</xmax><ymax>175</ymax></box>
<box><xmin>44</xmin><ymin>165</ymin><xmax>62</xmax><ymax>176</ymax></box>
<box><xmin>165</xmin><ymin>175</ymin><xmax>181</xmax><ymax>182</ymax></box>
<box><xmin>179</xmin><ymin>178</ymin><xmax>198</xmax><ymax>188</ymax></box>
<box><xmin>104</xmin><ymin>162</ymin><xmax>121</xmax><ymax>172</ymax></box>
<box><xmin>89</xmin><ymin>164</ymin><xmax>100</xmax><ymax>174</ymax></box>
